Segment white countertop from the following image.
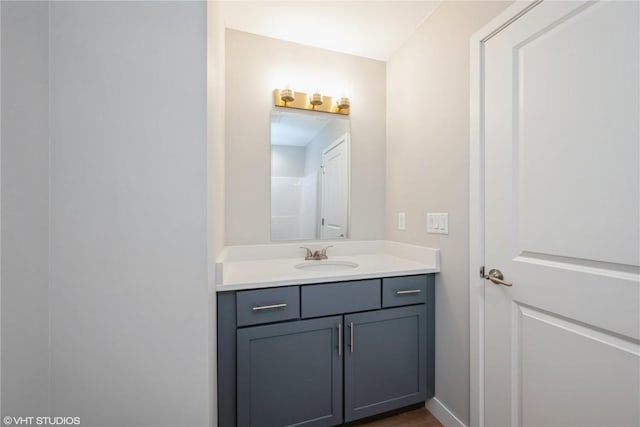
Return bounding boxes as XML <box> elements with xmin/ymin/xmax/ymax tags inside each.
<box><xmin>215</xmin><ymin>240</ymin><xmax>440</xmax><ymax>291</ymax></box>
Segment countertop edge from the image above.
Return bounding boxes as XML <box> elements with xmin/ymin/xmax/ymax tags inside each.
<box><xmin>215</xmin><ymin>266</ymin><xmax>439</xmax><ymax>292</ymax></box>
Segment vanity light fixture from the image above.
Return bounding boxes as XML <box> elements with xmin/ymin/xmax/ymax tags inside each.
<box><xmin>280</xmin><ymin>88</ymin><xmax>295</xmax><ymax>104</ymax></box>
<box><xmin>337</xmin><ymin>96</ymin><xmax>350</xmax><ymax>110</ymax></box>
<box><xmin>273</xmin><ymin>88</ymin><xmax>349</xmax><ymax>115</ymax></box>
<box><xmin>309</xmin><ymin>91</ymin><xmax>323</xmax><ymax>107</ymax></box>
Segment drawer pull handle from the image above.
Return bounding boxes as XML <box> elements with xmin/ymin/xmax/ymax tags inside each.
<box><xmin>337</xmin><ymin>323</ymin><xmax>343</xmax><ymax>356</ymax></box>
<box><xmin>252</xmin><ymin>303</ymin><xmax>287</xmax><ymax>311</ymax></box>
<box><xmin>396</xmin><ymin>289</ymin><xmax>421</xmax><ymax>295</ymax></box>
<box><xmin>349</xmin><ymin>322</ymin><xmax>354</xmax><ymax>353</ymax></box>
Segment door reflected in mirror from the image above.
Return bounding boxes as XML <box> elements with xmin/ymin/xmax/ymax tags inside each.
<box><xmin>271</xmin><ymin>109</ymin><xmax>350</xmax><ymax>241</ymax></box>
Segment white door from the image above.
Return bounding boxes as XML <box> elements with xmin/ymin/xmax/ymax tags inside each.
<box><xmin>483</xmin><ymin>2</ymin><xmax>639</xmax><ymax>426</ymax></box>
<box><xmin>320</xmin><ymin>133</ymin><xmax>349</xmax><ymax>239</ymax></box>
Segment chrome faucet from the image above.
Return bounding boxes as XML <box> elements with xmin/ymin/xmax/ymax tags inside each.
<box><xmin>300</xmin><ymin>246</ymin><xmax>333</xmax><ymax>260</ymax></box>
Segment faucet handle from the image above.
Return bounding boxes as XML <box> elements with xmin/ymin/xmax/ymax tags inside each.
<box><xmin>300</xmin><ymin>247</ymin><xmax>313</xmax><ymax>260</ymax></box>
<box><xmin>320</xmin><ymin>246</ymin><xmax>333</xmax><ymax>258</ymax></box>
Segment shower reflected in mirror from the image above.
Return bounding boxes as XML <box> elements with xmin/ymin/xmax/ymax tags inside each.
<box><xmin>270</xmin><ymin>109</ymin><xmax>350</xmax><ymax>241</ymax></box>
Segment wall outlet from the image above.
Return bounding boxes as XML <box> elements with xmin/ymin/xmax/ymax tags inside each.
<box><xmin>397</xmin><ymin>212</ymin><xmax>406</xmax><ymax>230</ymax></box>
<box><xmin>427</xmin><ymin>212</ymin><xmax>448</xmax><ymax>234</ymax></box>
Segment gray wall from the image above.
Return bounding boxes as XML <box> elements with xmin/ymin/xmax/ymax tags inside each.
<box><xmin>208</xmin><ymin>0</ymin><xmax>225</xmax><ymax>263</ymax></box>
<box><xmin>207</xmin><ymin>1</ymin><xmax>226</xmax><ymax>425</ymax></box>
<box><xmin>1</xmin><ymin>2</ymin><xmax>213</xmax><ymax>424</ymax></box>
<box><xmin>1</xmin><ymin>1</ymin><xmax>51</xmax><ymax>417</ymax></box>
<box><xmin>225</xmin><ymin>30</ymin><xmax>386</xmax><ymax>245</ymax></box>
<box><xmin>47</xmin><ymin>2</ymin><xmax>209</xmax><ymax>426</ymax></box>
<box><xmin>386</xmin><ymin>1</ymin><xmax>510</xmax><ymax>424</ymax></box>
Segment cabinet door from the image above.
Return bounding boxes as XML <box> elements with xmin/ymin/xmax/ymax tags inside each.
<box><xmin>237</xmin><ymin>316</ymin><xmax>343</xmax><ymax>427</ymax></box>
<box><xmin>344</xmin><ymin>305</ymin><xmax>427</xmax><ymax>422</ymax></box>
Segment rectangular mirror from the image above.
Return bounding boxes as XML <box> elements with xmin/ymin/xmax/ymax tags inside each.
<box><xmin>271</xmin><ymin>109</ymin><xmax>351</xmax><ymax>241</ymax></box>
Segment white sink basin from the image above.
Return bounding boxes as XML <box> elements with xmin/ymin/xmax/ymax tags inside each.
<box><xmin>294</xmin><ymin>260</ymin><xmax>359</xmax><ymax>272</ymax></box>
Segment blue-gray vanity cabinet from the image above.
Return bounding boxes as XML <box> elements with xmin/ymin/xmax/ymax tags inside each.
<box><xmin>236</xmin><ymin>286</ymin><xmax>300</xmax><ymax>326</ymax></box>
<box><xmin>301</xmin><ymin>279</ymin><xmax>380</xmax><ymax>318</ymax></box>
<box><xmin>344</xmin><ymin>305</ymin><xmax>427</xmax><ymax>422</ymax></box>
<box><xmin>382</xmin><ymin>275</ymin><xmax>429</xmax><ymax>307</ymax></box>
<box><xmin>236</xmin><ymin>316</ymin><xmax>343</xmax><ymax>427</ymax></box>
<box><xmin>218</xmin><ymin>274</ymin><xmax>435</xmax><ymax>427</ymax></box>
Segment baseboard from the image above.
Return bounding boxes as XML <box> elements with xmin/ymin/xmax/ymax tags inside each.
<box><xmin>426</xmin><ymin>398</ymin><xmax>466</xmax><ymax>427</ymax></box>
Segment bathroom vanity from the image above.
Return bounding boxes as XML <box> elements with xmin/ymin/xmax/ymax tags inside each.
<box><xmin>216</xmin><ymin>243</ymin><xmax>439</xmax><ymax>427</ymax></box>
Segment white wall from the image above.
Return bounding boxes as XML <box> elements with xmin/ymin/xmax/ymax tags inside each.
<box><xmin>271</xmin><ymin>145</ymin><xmax>306</xmax><ymax>177</ymax></box>
<box><xmin>225</xmin><ymin>29</ymin><xmax>386</xmax><ymax>245</ymax></box>
<box><xmin>48</xmin><ymin>2</ymin><xmax>209</xmax><ymax>426</ymax></box>
<box><xmin>386</xmin><ymin>2</ymin><xmax>510</xmax><ymax>425</ymax></box>
<box><xmin>1</xmin><ymin>1</ymin><xmax>51</xmax><ymax>416</ymax></box>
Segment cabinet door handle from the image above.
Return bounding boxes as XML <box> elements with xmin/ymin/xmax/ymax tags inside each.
<box><xmin>337</xmin><ymin>323</ymin><xmax>343</xmax><ymax>356</ymax></box>
<box><xmin>349</xmin><ymin>322</ymin><xmax>354</xmax><ymax>353</ymax></box>
<box><xmin>396</xmin><ymin>289</ymin><xmax>421</xmax><ymax>295</ymax></box>
<box><xmin>252</xmin><ymin>303</ymin><xmax>287</xmax><ymax>311</ymax></box>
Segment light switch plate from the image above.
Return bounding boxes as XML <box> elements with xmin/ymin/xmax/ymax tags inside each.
<box><xmin>427</xmin><ymin>213</ymin><xmax>448</xmax><ymax>234</ymax></box>
<box><xmin>398</xmin><ymin>212</ymin><xmax>406</xmax><ymax>230</ymax></box>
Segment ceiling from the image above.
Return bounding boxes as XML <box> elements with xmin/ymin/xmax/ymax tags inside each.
<box><xmin>219</xmin><ymin>1</ymin><xmax>441</xmax><ymax>61</ymax></box>
<box><xmin>271</xmin><ymin>110</ymin><xmax>331</xmax><ymax>147</ymax></box>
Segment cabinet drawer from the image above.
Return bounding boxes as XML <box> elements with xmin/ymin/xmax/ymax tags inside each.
<box><xmin>382</xmin><ymin>275</ymin><xmax>429</xmax><ymax>307</ymax></box>
<box><xmin>236</xmin><ymin>287</ymin><xmax>300</xmax><ymax>327</ymax></box>
<box><xmin>301</xmin><ymin>279</ymin><xmax>380</xmax><ymax>318</ymax></box>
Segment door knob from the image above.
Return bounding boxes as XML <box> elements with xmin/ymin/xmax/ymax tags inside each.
<box><xmin>484</xmin><ymin>268</ymin><xmax>513</xmax><ymax>287</ymax></box>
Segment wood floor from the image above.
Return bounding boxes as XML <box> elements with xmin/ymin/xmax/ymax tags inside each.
<box><xmin>351</xmin><ymin>407</ymin><xmax>443</xmax><ymax>427</ymax></box>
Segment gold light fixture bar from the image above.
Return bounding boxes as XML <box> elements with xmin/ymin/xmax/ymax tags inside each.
<box><xmin>273</xmin><ymin>89</ymin><xmax>350</xmax><ymax>115</ymax></box>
